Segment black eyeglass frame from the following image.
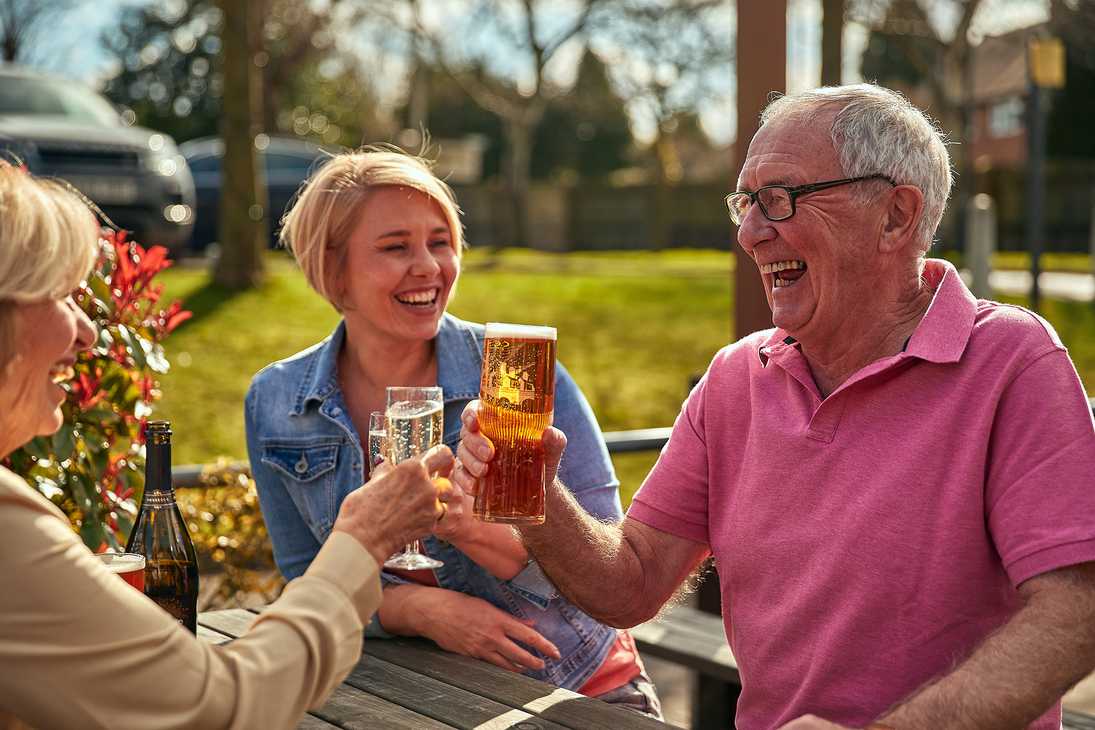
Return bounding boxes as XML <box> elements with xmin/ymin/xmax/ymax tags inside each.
<box><xmin>726</xmin><ymin>174</ymin><xmax>898</xmax><ymax>225</ymax></box>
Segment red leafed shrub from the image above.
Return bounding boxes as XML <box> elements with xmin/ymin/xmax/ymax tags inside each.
<box><xmin>6</xmin><ymin>230</ymin><xmax>191</xmax><ymax>550</ymax></box>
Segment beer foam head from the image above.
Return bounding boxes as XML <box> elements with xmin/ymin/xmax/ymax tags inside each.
<box><xmin>485</xmin><ymin>322</ymin><xmax>557</xmax><ymax>341</ymax></box>
<box><xmin>95</xmin><ymin>552</ymin><xmax>145</xmax><ymax>574</ymax></box>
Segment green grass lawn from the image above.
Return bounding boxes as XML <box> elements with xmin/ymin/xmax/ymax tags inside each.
<box><xmin>158</xmin><ymin>248</ymin><xmax>1094</xmax><ymax>507</ymax></box>
<box><xmin>941</xmin><ymin>250</ymin><xmax>1092</xmax><ymax>274</ymax></box>
<box><xmin>158</xmin><ymin>249</ymin><xmax>734</xmax><ymax>504</ymax></box>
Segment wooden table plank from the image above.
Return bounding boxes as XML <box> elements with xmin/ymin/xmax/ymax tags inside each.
<box><xmin>311</xmin><ymin>684</ymin><xmax>455</xmax><ymax>730</ymax></box>
<box><xmin>197</xmin><ymin>608</ymin><xmax>257</xmax><ymax>637</ymax></box>
<box><xmin>345</xmin><ymin>651</ymin><xmax>569</xmax><ymax>730</ymax></box>
<box><xmin>364</xmin><ymin>637</ymin><xmax>665</xmax><ymax>729</ymax></box>
<box><xmin>197</xmin><ymin>624</ymin><xmax>234</xmax><ymax>645</ymax></box>
<box><xmin>295</xmin><ymin>714</ymin><xmax>340</xmax><ymax>729</ymax></box>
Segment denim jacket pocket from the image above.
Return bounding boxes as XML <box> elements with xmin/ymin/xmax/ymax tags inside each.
<box><xmin>259</xmin><ymin>440</ymin><xmax>340</xmax><ymax>540</ymax></box>
<box><xmin>261</xmin><ymin>442</ymin><xmax>339</xmax><ymax>482</ymax></box>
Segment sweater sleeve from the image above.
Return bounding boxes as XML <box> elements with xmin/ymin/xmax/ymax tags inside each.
<box><xmin>0</xmin><ymin>469</ymin><xmax>381</xmax><ymax>730</ymax></box>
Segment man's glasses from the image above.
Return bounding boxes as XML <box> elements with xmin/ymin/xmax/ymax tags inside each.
<box><xmin>726</xmin><ymin>174</ymin><xmax>897</xmax><ymax>225</ymax></box>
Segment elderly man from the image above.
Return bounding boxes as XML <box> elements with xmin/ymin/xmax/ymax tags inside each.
<box><xmin>455</xmin><ymin>83</ymin><xmax>1095</xmax><ymax>730</ymax></box>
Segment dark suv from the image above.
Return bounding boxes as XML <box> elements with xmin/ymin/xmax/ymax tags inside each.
<box><xmin>0</xmin><ymin>66</ymin><xmax>195</xmax><ymax>251</ymax></box>
<box><xmin>181</xmin><ymin>135</ymin><xmax>329</xmax><ymax>251</ymax></box>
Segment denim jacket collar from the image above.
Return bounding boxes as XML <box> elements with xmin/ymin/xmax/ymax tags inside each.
<box><xmin>291</xmin><ymin>313</ymin><xmax>483</xmax><ymax>416</ymax></box>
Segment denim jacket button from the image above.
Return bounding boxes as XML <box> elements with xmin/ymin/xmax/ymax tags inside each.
<box><xmin>294</xmin><ymin>456</ymin><xmax>309</xmax><ymax>474</ymax></box>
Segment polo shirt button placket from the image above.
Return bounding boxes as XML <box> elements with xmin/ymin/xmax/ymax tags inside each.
<box><xmin>807</xmin><ymin>395</ymin><xmax>847</xmax><ymax>443</ymax></box>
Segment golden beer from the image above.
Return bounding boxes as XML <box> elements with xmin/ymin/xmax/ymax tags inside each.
<box><xmin>475</xmin><ymin>323</ymin><xmax>556</xmax><ymax>524</ymax></box>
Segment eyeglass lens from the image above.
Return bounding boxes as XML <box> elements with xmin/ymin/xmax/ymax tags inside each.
<box><xmin>729</xmin><ymin>187</ymin><xmax>794</xmax><ymax>224</ymax></box>
<box><xmin>757</xmin><ymin>187</ymin><xmax>792</xmax><ymax>220</ymax></box>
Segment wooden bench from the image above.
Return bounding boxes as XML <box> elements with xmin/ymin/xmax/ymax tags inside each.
<box><xmin>634</xmin><ymin>605</ymin><xmax>1095</xmax><ymax>730</ymax></box>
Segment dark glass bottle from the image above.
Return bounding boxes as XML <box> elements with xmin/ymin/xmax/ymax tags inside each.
<box><xmin>125</xmin><ymin>420</ymin><xmax>199</xmax><ymax>633</ymax></box>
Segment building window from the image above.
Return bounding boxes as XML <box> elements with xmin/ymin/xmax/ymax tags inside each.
<box><xmin>989</xmin><ymin>96</ymin><xmax>1025</xmax><ymax>138</ymax></box>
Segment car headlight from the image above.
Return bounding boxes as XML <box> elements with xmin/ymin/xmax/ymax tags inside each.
<box><xmin>143</xmin><ymin>134</ymin><xmax>184</xmax><ymax>176</ymax></box>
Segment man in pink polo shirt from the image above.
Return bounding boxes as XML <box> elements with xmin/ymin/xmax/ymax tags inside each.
<box><xmin>454</xmin><ymin>84</ymin><xmax>1095</xmax><ymax>729</ymax></box>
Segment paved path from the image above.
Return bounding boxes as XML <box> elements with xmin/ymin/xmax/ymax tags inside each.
<box><xmin>963</xmin><ymin>269</ymin><xmax>1095</xmax><ymax>302</ymax></box>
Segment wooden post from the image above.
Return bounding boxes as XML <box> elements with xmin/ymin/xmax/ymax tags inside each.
<box><xmin>732</xmin><ymin>2</ymin><xmax>786</xmax><ymax>343</ymax></box>
<box><xmin>697</xmin><ymin>5</ymin><xmax>787</xmax><ymax>729</ymax></box>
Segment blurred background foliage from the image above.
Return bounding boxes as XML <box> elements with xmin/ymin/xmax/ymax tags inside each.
<box><xmin>5</xmin><ymin>231</ymin><xmax>189</xmax><ymax>552</ymax></box>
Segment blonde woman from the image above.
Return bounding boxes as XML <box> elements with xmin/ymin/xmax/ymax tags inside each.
<box><xmin>0</xmin><ymin>160</ymin><xmax>454</xmax><ymax>730</ymax></box>
<box><xmin>245</xmin><ymin>147</ymin><xmax>662</xmax><ymax>717</ymax></box>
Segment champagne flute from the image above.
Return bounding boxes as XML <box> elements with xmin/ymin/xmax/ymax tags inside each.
<box><xmin>367</xmin><ymin>411</ymin><xmax>387</xmax><ymax>469</ymax></box>
<box><xmin>383</xmin><ymin>386</ymin><xmax>444</xmax><ymax>571</ymax></box>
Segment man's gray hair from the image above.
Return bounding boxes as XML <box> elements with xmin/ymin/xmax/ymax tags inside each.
<box><xmin>760</xmin><ymin>84</ymin><xmax>953</xmax><ymax>254</ymax></box>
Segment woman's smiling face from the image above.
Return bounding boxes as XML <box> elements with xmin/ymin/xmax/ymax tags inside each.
<box><xmin>338</xmin><ymin>186</ymin><xmax>460</xmax><ymax>345</ymax></box>
<box><xmin>0</xmin><ymin>295</ymin><xmax>96</xmax><ymax>450</ymax></box>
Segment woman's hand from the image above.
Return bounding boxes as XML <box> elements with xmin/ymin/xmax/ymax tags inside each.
<box><xmin>420</xmin><ymin>590</ymin><xmax>561</xmax><ymax>673</ymax></box>
<box><xmin>431</xmin><ymin>481</ymin><xmax>473</xmax><ymax>543</ymax></box>
<box><xmin>333</xmin><ymin>445</ymin><xmax>455</xmax><ymax>564</ymax></box>
<box><xmin>453</xmin><ymin>400</ymin><xmax>567</xmax><ymax>497</ymax></box>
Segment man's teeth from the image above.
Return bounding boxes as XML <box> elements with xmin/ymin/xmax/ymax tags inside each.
<box><xmin>760</xmin><ymin>260</ymin><xmax>806</xmax><ymax>275</ymax></box>
<box><xmin>396</xmin><ymin>289</ymin><xmax>437</xmax><ymax>305</ymax></box>
<box><xmin>49</xmin><ymin>365</ymin><xmax>74</xmax><ymax>384</ymax></box>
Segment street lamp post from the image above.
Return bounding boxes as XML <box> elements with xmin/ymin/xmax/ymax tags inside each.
<box><xmin>1024</xmin><ymin>35</ymin><xmax>1065</xmax><ymax>313</ymax></box>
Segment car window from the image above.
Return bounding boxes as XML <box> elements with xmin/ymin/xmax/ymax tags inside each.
<box><xmin>264</xmin><ymin>152</ymin><xmax>318</xmax><ymax>174</ymax></box>
<box><xmin>0</xmin><ymin>76</ymin><xmax>120</xmax><ymax>126</ymax></box>
<box><xmin>187</xmin><ymin>154</ymin><xmax>222</xmax><ymax>173</ymax></box>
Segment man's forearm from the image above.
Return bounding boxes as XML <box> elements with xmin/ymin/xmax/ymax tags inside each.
<box><xmin>880</xmin><ymin>566</ymin><xmax>1095</xmax><ymax>729</ymax></box>
<box><xmin>517</xmin><ymin>479</ymin><xmax>651</xmax><ymax>627</ymax></box>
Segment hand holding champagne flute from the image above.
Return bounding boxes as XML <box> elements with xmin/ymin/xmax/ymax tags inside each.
<box><xmin>383</xmin><ymin>386</ymin><xmax>445</xmax><ymax>570</ymax></box>
<box><xmin>332</xmin><ymin>444</ymin><xmax>455</xmax><ymax>566</ymax></box>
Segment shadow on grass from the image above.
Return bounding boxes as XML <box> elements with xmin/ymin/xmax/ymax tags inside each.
<box><xmin>177</xmin><ymin>279</ymin><xmax>252</xmax><ymax>329</ymax></box>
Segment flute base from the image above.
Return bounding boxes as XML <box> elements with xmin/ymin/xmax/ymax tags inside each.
<box><xmin>384</xmin><ymin>552</ymin><xmax>443</xmax><ymax>570</ymax></box>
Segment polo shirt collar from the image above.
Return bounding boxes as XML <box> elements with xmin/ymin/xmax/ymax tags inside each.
<box><xmin>754</xmin><ymin>258</ymin><xmax>976</xmax><ymax>368</ymax></box>
<box><xmin>903</xmin><ymin>258</ymin><xmax>976</xmax><ymax>364</ymax></box>
<box><xmin>292</xmin><ymin>313</ymin><xmax>483</xmax><ymax>415</ymax></box>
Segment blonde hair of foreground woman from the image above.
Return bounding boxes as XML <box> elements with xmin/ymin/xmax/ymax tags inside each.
<box><xmin>0</xmin><ymin>161</ymin><xmax>98</xmax><ymax>370</ymax></box>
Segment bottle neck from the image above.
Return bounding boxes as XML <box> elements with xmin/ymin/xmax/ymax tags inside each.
<box><xmin>143</xmin><ymin>439</ymin><xmax>175</xmax><ymax>504</ymax></box>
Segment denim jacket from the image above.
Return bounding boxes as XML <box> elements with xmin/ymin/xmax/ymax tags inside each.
<box><xmin>244</xmin><ymin>313</ymin><xmax>622</xmax><ymax>689</ymax></box>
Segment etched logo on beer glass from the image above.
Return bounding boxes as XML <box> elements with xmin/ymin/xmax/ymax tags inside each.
<box><xmin>475</xmin><ymin>323</ymin><xmax>556</xmax><ymax>524</ymax></box>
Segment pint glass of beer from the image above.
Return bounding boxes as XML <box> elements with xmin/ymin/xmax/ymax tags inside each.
<box><xmin>95</xmin><ymin>552</ymin><xmax>146</xmax><ymax>591</ymax></box>
<box><xmin>474</xmin><ymin>323</ymin><xmax>556</xmax><ymax>524</ymax></box>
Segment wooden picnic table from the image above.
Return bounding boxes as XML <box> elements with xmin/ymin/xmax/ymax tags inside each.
<box><xmin>198</xmin><ymin>608</ymin><xmax>667</xmax><ymax>730</ymax></box>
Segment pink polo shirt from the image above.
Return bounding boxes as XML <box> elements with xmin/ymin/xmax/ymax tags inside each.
<box><xmin>629</xmin><ymin>259</ymin><xmax>1095</xmax><ymax>730</ymax></box>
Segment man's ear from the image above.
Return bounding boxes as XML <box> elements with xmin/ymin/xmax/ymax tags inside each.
<box><xmin>878</xmin><ymin>184</ymin><xmax>924</xmax><ymax>254</ymax></box>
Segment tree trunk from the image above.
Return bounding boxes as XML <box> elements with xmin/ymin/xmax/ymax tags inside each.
<box><xmin>651</xmin><ymin>131</ymin><xmax>680</xmax><ymax>250</ymax></box>
<box><xmin>213</xmin><ymin>0</ymin><xmax>267</xmax><ymax>289</ymax></box>
<box><xmin>821</xmin><ymin>0</ymin><xmax>844</xmax><ymax>86</ymax></box>
<box><xmin>503</xmin><ymin>118</ymin><xmax>533</xmax><ymax>248</ymax></box>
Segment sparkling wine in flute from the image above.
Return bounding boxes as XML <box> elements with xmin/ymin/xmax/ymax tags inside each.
<box><xmin>475</xmin><ymin>323</ymin><xmax>556</xmax><ymax>524</ymax></box>
<box><xmin>368</xmin><ymin>411</ymin><xmax>387</xmax><ymax>468</ymax></box>
<box><xmin>383</xmin><ymin>386</ymin><xmax>445</xmax><ymax>571</ymax></box>
<box><xmin>386</xmin><ymin>400</ymin><xmax>443</xmax><ymax>462</ymax></box>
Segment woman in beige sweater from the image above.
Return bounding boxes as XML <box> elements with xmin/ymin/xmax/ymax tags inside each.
<box><xmin>0</xmin><ymin>161</ymin><xmax>455</xmax><ymax>730</ymax></box>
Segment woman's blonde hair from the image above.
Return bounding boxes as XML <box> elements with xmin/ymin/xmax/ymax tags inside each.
<box><xmin>280</xmin><ymin>146</ymin><xmax>465</xmax><ymax>307</ymax></box>
<box><xmin>0</xmin><ymin>161</ymin><xmax>99</xmax><ymax>367</ymax></box>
